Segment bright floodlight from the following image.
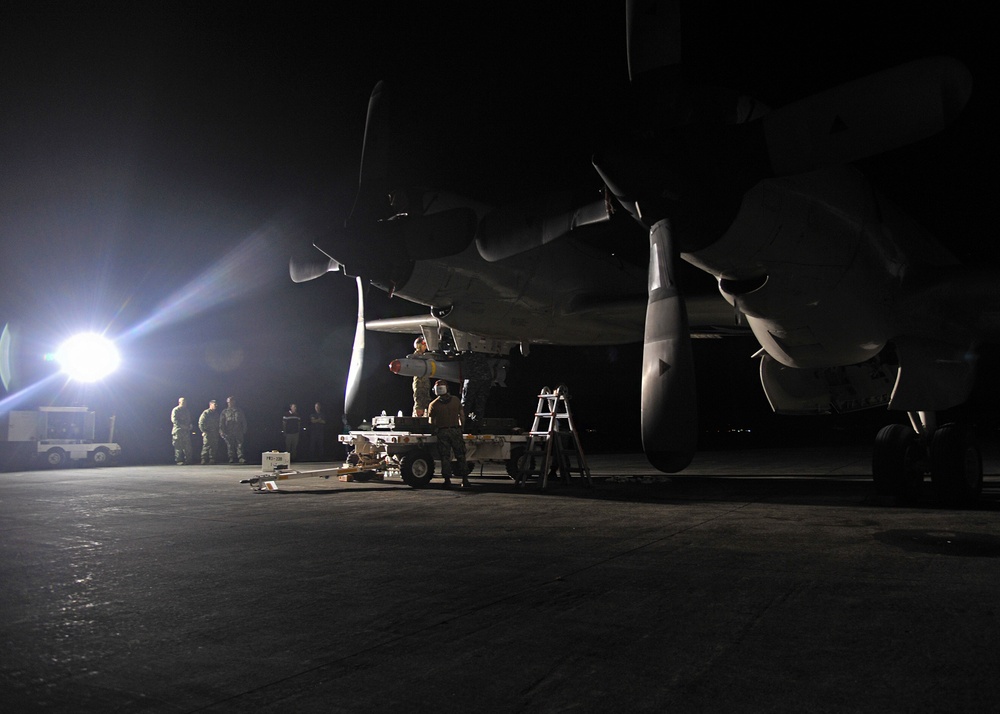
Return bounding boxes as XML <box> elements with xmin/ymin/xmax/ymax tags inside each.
<box><xmin>54</xmin><ymin>333</ymin><xmax>121</xmax><ymax>382</ymax></box>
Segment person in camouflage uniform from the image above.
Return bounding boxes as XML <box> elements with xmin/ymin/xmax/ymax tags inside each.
<box><xmin>198</xmin><ymin>399</ymin><xmax>221</xmax><ymax>464</ymax></box>
<box><xmin>409</xmin><ymin>336</ymin><xmax>432</xmax><ymax>417</ymax></box>
<box><xmin>461</xmin><ymin>350</ymin><xmax>493</xmax><ymax>430</ymax></box>
<box><xmin>220</xmin><ymin>395</ymin><xmax>248</xmax><ymax>464</ymax></box>
<box><xmin>427</xmin><ymin>379</ymin><xmax>469</xmax><ymax>488</ymax></box>
<box><xmin>170</xmin><ymin>397</ymin><xmax>193</xmax><ymax>465</ymax></box>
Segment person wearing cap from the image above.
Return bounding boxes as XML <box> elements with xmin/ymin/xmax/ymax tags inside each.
<box><xmin>427</xmin><ymin>379</ymin><xmax>470</xmax><ymax>488</ymax></box>
<box><xmin>198</xmin><ymin>399</ymin><xmax>221</xmax><ymax>464</ymax></box>
<box><xmin>408</xmin><ymin>336</ymin><xmax>432</xmax><ymax>417</ymax></box>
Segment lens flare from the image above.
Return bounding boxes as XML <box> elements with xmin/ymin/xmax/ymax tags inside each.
<box><xmin>54</xmin><ymin>333</ymin><xmax>121</xmax><ymax>382</ymax></box>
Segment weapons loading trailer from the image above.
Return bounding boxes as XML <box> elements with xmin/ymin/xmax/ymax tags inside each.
<box><xmin>241</xmin><ymin>416</ymin><xmax>528</xmax><ymax>491</ymax></box>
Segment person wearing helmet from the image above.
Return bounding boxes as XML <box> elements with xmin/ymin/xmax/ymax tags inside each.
<box><xmin>427</xmin><ymin>379</ymin><xmax>470</xmax><ymax>488</ymax></box>
<box><xmin>408</xmin><ymin>336</ymin><xmax>432</xmax><ymax>417</ymax></box>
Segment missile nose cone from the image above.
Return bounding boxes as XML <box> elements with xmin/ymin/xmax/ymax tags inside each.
<box><xmin>389</xmin><ymin>359</ymin><xmax>402</xmax><ymax>374</ymax></box>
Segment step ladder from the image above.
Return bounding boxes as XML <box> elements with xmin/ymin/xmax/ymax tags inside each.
<box><xmin>515</xmin><ymin>386</ymin><xmax>591</xmax><ymax>488</ymax></box>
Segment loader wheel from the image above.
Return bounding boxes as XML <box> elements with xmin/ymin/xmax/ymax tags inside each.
<box><xmin>45</xmin><ymin>448</ymin><xmax>66</xmax><ymax>468</ymax></box>
<box><xmin>89</xmin><ymin>447</ymin><xmax>111</xmax><ymax>467</ymax></box>
<box><xmin>506</xmin><ymin>447</ymin><xmax>526</xmax><ymax>478</ymax></box>
<box><xmin>400</xmin><ymin>450</ymin><xmax>434</xmax><ymax>488</ymax></box>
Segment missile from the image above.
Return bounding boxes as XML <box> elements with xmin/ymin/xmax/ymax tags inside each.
<box><xmin>388</xmin><ymin>357</ymin><xmax>465</xmax><ymax>384</ymax></box>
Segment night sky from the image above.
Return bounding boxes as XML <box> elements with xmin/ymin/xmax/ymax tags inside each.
<box><xmin>1</xmin><ymin>2</ymin><xmax>997</xmax><ymax>465</ymax></box>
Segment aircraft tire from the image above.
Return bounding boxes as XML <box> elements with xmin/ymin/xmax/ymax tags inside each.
<box><xmin>872</xmin><ymin>424</ymin><xmax>924</xmax><ymax>499</ymax></box>
<box><xmin>400</xmin><ymin>450</ymin><xmax>435</xmax><ymax>488</ymax></box>
<box><xmin>930</xmin><ymin>423</ymin><xmax>982</xmax><ymax>505</ymax></box>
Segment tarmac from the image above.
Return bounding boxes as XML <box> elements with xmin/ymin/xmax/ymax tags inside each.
<box><xmin>3</xmin><ymin>446</ymin><xmax>1000</xmax><ymax>712</ymax></box>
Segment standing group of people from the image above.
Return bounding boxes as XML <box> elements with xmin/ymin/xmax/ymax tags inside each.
<box><xmin>171</xmin><ymin>398</ymin><xmax>330</xmax><ymax>465</ymax></box>
<box><xmin>281</xmin><ymin>402</ymin><xmax>327</xmax><ymax>461</ymax></box>
<box><xmin>170</xmin><ymin>396</ymin><xmax>247</xmax><ymax>465</ymax></box>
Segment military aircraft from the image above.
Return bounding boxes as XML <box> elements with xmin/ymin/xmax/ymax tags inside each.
<box><xmin>291</xmin><ymin>1</ymin><xmax>995</xmax><ymax>504</ymax></box>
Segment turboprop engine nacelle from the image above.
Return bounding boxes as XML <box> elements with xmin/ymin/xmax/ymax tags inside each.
<box><xmin>389</xmin><ymin>357</ymin><xmax>464</xmax><ymax>384</ymax></box>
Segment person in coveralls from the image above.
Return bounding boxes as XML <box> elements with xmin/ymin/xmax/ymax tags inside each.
<box><xmin>426</xmin><ymin>379</ymin><xmax>470</xmax><ymax>488</ymax></box>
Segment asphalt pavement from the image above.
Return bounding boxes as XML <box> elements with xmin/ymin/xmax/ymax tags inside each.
<box><xmin>3</xmin><ymin>447</ymin><xmax>1000</xmax><ymax>712</ymax></box>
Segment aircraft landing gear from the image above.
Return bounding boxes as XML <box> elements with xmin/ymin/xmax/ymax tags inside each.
<box><xmin>872</xmin><ymin>424</ymin><xmax>925</xmax><ymax>500</ymax></box>
<box><xmin>930</xmin><ymin>423</ymin><xmax>983</xmax><ymax>505</ymax></box>
<box><xmin>872</xmin><ymin>413</ymin><xmax>982</xmax><ymax>506</ymax></box>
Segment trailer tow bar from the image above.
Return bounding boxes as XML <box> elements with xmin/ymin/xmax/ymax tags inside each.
<box><xmin>240</xmin><ymin>465</ymin><xmax>378</xmax><ymax>492</ymax></box>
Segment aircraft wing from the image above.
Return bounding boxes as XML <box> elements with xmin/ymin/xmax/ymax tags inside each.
<box><xmin>367</xmin><ymin>291</ymin><xmax>748</xmax><ymax>339</ymax></box>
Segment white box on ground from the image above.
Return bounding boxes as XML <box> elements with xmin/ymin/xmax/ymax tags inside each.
<box><xmin>261</xmin><ymin>451</ymin><xmax>291</xmax><ymax>472</ymax></box>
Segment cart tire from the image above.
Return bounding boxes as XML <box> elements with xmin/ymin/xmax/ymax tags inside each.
<box><xmin>45</xmin><ymin>448</ymin><xmax>66</xmax><ymax>468</ymax></box>
<box><xmin>89</xmin><ymin>447</ymin><xmax>111</xmax><ymax>467</ymax></box>
<box><xmin>512</xmin><ymin>450</ymin><xmax>536</xmax><ymax>479</ymax></box>
<box><xmin>506</xmin><ymin>447</ymin><xmax>526</xmax><ymax>478</ymax></box>
<box><xmin>400</xmin><ymin>450</ymin><xmax>435</xmax><ymax>488</ymax></box>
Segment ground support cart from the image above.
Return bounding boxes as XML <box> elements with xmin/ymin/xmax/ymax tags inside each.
<box><xmin>337</xmin><ymin>430</ymin><xmax>530</xmax><ymax>487</ymax></box>
<box><xmin>242</xmin><ymin>427</ymin><xmax>530</xmax><ymax>492</ymax></box>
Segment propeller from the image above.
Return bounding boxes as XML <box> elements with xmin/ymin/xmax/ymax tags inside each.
<box><xmin>338</xmin><ymin>81</ymin><xmax>387</xmax><ymax>422</ymax></box>
<box><xmin>594</xmin><ymin>0</ymin><xmax>972</xmax><ymax>472</ymax></box>
<box><xmin>293</xmin><ymin>81</ymin><xmax>477</xmax><ymax>421</ymax></box>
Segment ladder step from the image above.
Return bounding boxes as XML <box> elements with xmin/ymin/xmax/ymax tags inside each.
<box><xmin>520</xmin><ymin>387</ymin><xmax>591</xmax><ymax>488</ymax></box>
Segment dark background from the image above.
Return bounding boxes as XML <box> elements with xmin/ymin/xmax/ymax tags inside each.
<box><xmin>1</xmin><ymin>2</ymin><xmax>997</xmax><ymax>465</ymax></box>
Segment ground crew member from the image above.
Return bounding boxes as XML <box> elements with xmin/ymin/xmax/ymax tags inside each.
<box><xmin>170</xmin><ymin>397</ymin><xmax>193</xmax><ymax>465</ymax></box>
<box><xmin>283</xmin><ymin>403</ymin><xmax>302</xmax><ymax>459</ymax></box>
<box><xmin>198</xmin><ymin>399</ymin><xmax>220</xmax><ymax>464</ymax></box>
<box><xmin>427</xmin><ymin>379</ymin><xmax>469</xmax><ymax>488</ymax></box>
<box><xmin>461</xmin><ymin>350</ymin><xmax>493</xmax><ymax>431</ymax></box>
<box><xmin>409</xmin><ymin>336</ymin><xmax>431</xmax><ymax>417</ymax></box>
<box><xmin>309</xmin><ymin>402</ymin><xmax>326</xmax><ymax>461</ymax></box>
<box><xmin>220</xmin><ymin>396</ymin><xmax>248</xmax><ymax>464</ymax></box>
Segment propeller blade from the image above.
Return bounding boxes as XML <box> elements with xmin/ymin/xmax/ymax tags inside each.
<box><xmin>346</xmin><ymin>81</ymin><xmax>390</xmax><ymax>228</ymax></box>
<box><xmin>289</xmin><ymin>253</ymin><xmax>339</xmax><ymax>284</ymax></box>
<box><xmin>626</xmin><ymin>0</ymin><xmax>681</xmax><ymax>83</ymax></box>
<box><xmin>344</xmin><ymin>276</ymin><xmax>366</xmax><ymax>417</ymax></box>
<box><xmin>641</xmin><ymin>218</ymin><xmax>697</xmax><ymax>472</ymax></box>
